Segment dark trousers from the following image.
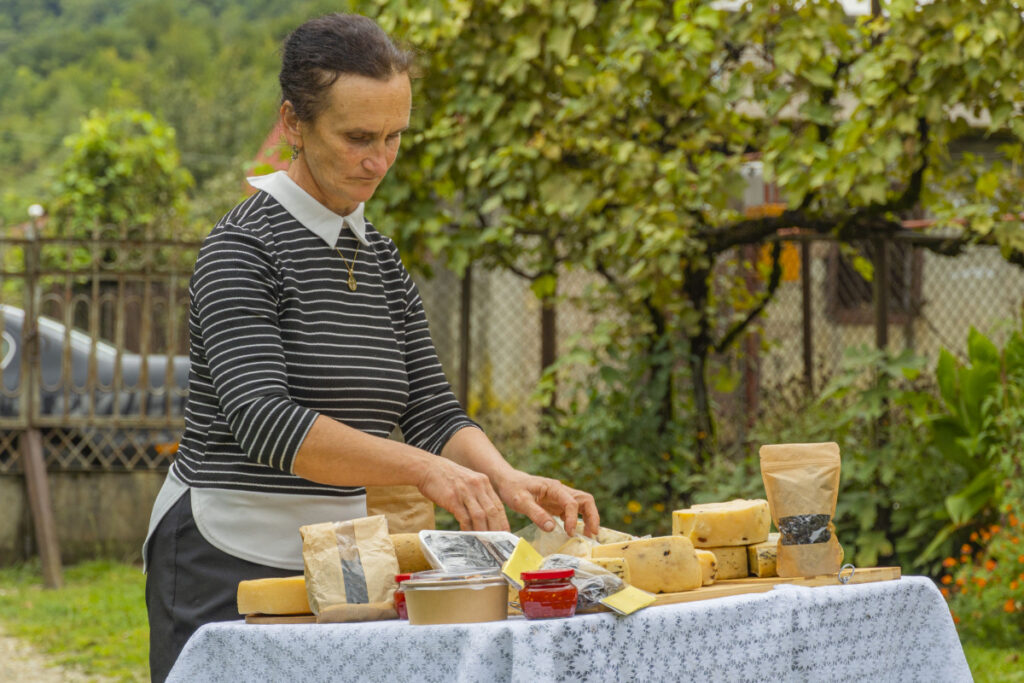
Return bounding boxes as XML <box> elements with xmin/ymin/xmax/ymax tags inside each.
<box><xmin>145</xmin><ymin>490</ymin><xmax>296</xmax><ymax>682</ymax></box>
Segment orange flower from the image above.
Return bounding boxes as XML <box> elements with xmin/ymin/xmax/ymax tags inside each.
<box><xmin>963</xmin><ymin>542</ymin><xmax>974</xmax><ymax>552</ymax></box>
<box><xmin>956</xmin><ymin>577</ymin><xmax>966</xmax><ymax>586</ymax></box>
<box><xmin>1018</xmin><ymin>555</ymin><xmax>1024</xmax><ymax>564</ymax></box>
<box><xmin>940</xmin><ymin>588</ymin><xmax>950</xmax><ymax>598</ymax></box>
<box><xmin>941</xmin><ymin>575</ymin><xmax>953</xmax><ymax>585</ymax></box>
<box><xmin>1013</xmin><ymin>537</ymin><xmax>1021</xmax><ymax>545</ymax></box>
<box><xmin>990</xmin><ymin>525</ymin><xmax>1001</xmax><ymax>535</ymax></box>
<box><xmin>943</xmin><ymin>557</ymin><xmax>956</xmax><ymax>568</ymax></box>
<box><xmin>1010</xmin><ymin>514</ymin><xmax>1019</xmax><ymax>528</ymax></box>
<box><xmin>981</xmin><ymin>530</ymin><xmax>991</xmax><ymax>542</ymax></box>
<box><xmin>985</xmin><ymin>559</ymin><xmax>997</xmax><ymax>572</ymax></box>
<box><xmin>1005</xmin><ymin>599</ymin><xmax>1016</xmax><ymax>613</ymax></box>
<box><xmin>961</xmin><ymin>555</ymin><xmax>971</xmax><ymax>563</ymax></box>
<box><xmin>975</xmin><ymin>577</ymin><xmax>988</xmax><ymax>588</ymax></box>
<box><xmin>1011</xmin><ymin>581</ymin><xmax>1019</xmax><ymax>590</ymax></box>
<box><xmin>953</xmin><ymin>614</ymin><xmax>961</xmax><ymax>625</ymax></box>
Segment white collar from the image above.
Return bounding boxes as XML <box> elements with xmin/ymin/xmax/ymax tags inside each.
<box><xmin>246</xmin><ymin>171</ymin><xmax>369</xmax><ymax>247</ymax></box>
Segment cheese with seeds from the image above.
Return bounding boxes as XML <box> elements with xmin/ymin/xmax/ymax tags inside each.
<box><xmin>747</xmin><ymin>533</ymin><xmax>780</xmax><ymax>577</ymax></box>
<box><xmin>672</xmin><ymin>499</ymin><xmax>771</xmax><ymax>547</ymax></box>
<box><xmin>694</xmin><ymin>549</ymin><xmax>718</xmax><ymax>586</ymax></box>
<box><xmin>706</xmin><ymin>545</ymin><xmax>748</xmax><ymax>579</ymax></box>
<box><xmin>591</xmin><ymin>536</ymin><xmax>701</xmax><ymax>593</ymax></box>
<box><xmin>589</xmin><ymin>556</ymin><xmax>632</xmax><ymax>584</ymax></box>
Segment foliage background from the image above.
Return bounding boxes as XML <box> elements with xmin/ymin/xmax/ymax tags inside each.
<box><xmin>1</xmin><ymin>0</ymin><xmax>1023</xmax><ymax>667</ymax></box>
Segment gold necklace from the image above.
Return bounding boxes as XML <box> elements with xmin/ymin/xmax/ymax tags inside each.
<box><xmin>336</xmin><ymin>243</ymin><xmax>360</xmax><ymax>291</ymax></box>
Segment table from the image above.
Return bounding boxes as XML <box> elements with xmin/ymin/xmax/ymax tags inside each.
<box><xmin>166</xmin><ymin>576</ymin><xmax>971</xmax><ymax>682</ymax></box>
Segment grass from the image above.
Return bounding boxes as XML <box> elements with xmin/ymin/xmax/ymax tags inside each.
<box><xmin>0</xmin><ymin>560</ymin><xmax>1022</xmax><ymax>682</ymax></box>
<box><xmin>0</xmin><ymin>560</ymin><xmax>148</xmax><ymax>682</ymax></box>
<box><xmin>965</xmin><ymin>644</ymin><xmax>1024</xmax><ymax>683</ymax></box>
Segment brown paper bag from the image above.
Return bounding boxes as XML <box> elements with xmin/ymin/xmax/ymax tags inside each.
<box><xmin>299</xmin><ymin>514</ymin><xmax>400</xmax><ymax>617</ymax></box>
<box><xmin>365</xmin><ymin>485</ymin><xmax>436</xmax><ymax>533</ymax></box>
<box><xmin>759</xmin><ymin>442</ymin><xmax>843</xmax><ymax>578</ymax></box>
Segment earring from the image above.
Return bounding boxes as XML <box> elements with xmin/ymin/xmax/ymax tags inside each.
<box><xmin>290</xmin><ymin>144</ymin><xmax>300</xmax><ymax>161</ymax></box>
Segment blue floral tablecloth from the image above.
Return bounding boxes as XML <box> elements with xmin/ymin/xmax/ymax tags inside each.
<box><xmin>167</xmin><ymin>576</ymin><xmax>970</xmax><ymax>683</ymax></box>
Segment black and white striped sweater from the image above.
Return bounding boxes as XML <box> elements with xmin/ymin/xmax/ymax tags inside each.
<box><xmin>170</xmin><ymin>189</ymin><xmax>475</xmax><ymax>497</ymax></box>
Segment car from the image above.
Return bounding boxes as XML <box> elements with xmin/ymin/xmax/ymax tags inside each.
<box><xmin>0</xmin><ymin>305</ymin><xmax>189</xmax><ymax>468</ymax></box>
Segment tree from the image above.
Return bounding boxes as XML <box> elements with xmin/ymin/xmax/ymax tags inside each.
<box><xmin>49</xmin><ymin>108</ymin><xmax>193</xmax><ymax>238</ymax></box>
<box><xmin>372</xmin><ymin>0</ymin><xmax>1024</xmax><ymax>471</ymax></box>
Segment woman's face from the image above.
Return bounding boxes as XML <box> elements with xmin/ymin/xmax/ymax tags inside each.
<box><xmin>284</xmin><ymin>72</ymin><xmax>411</xmax><ymax>216</ymax></box>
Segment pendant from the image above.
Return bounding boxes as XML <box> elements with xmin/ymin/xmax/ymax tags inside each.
<box><xmin>347</xmin><ymin>273</ymin><xmax>357</xmax><ymax>291</ymax></box>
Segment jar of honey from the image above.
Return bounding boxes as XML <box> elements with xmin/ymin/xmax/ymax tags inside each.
<box><xmin>394</xmin><ymin>573</ymin><xmax>412</xmax><ymax>619</ymax></box>
<box><xmin>518</xmin><ymin>568</ymin><xmax>577</xmax><ymax>619</ymax></box>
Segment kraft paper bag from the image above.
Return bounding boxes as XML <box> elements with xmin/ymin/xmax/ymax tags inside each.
<box><xmin>299</xmin><ymin>514</ymin><xmax>399</xmax><ymax>621</ymax></box>
<box><xmin>366</xmin><ymin>485</ymin><xmax>436</xmax><ymax>533</ymax></box>
<box><xmin>759</xmin><ymin>442</ymin><xmax>843</xmax><ymax>578</ymax></box>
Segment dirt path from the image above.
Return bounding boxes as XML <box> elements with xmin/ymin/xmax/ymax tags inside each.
<box><xmin>0</xmin><ymin>624</ymin><xmax>113</xmax><ymax>682</ymax></box>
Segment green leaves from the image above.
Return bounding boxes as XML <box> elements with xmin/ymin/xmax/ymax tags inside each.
<box><xmin>50</xmin><ymin>108</ymin><xmax>193</xmax><ymax>238</ymax></box>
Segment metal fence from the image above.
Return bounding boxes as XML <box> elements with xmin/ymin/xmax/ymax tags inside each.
<box><xmin>0</xmin><ymin>225</ymin><xmax>199</xmax><ymax>474</ymax></box>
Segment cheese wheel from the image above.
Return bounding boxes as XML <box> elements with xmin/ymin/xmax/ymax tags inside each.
<box><xmin>591</xmin><ymin>536</ymin><xmax>702</xmax><ymax>593</ymax></box>
<box><xmin>237</xmin><ymin>576</ymin><xmax>310</xmax><ymax>615</ymax></box>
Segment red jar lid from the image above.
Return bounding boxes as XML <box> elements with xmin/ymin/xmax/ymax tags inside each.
<box><xmin>521</xmin><ymin>568</ymin><xmax>575</xmax><ymax>581</ymax></box>
<box><xmin>395</xmin><ymin>573</ymin><xmax>412</xmax><ymax>583</ymax></box>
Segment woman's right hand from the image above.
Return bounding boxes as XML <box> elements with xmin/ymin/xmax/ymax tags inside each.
<box><xmin>415</xmin><ymin>458</ymin><xmax>511</xmax><ymax>532</ymax></box>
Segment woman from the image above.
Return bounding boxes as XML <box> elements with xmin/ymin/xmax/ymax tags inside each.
<box><xmin>144</xmin><ymin>13</ymin><xmax>599</xmax><ymax>682</ymax></box>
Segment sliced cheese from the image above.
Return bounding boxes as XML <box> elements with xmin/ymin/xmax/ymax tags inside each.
<box><xmin>672</xmin><ymin>499</ymin><xmax>771</xmax><ymax>547</ymax></box>
<box><xmin>747</xmin><ymin>533</ymin><xmax>780</xmax><ymax>577</ymax></box>
<box><xmin>591</xmin><ymin>536</ymin><xmax>701</xmax><ymax>593</ymax></box>
<box><xmin>390</xmin><ymin>533</ymin><xmax>433</xmax><ymax>573</ymax></box>
<box><xmin>589</xmin><ymin>556</ymin><xmax>632</xmax><ymax>585</ymax></box>
<box><xmin>706</xmin><ymin>545</ymin><xmax>748</xmax><ymax>579</ymax></box>
<box><xmin>694</xmin><ymin>549</ymin><xmax>718</xmax><ymax>586</ymax></box>
<box><xmin>237</xmin><ymin>576</ymin><xmax>310</xmax><ymax>615</ymax></box>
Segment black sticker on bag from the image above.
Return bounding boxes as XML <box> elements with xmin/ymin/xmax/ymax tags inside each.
<box><xmin>778</xmin><ymin>514</ymin><xmax>832</xmax><ymax>545</ymax></box>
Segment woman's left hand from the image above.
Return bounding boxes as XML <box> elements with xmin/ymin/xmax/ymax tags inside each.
<box><xmin>493</xmin><ymin>470</ymin><xmax>600</xmax><ymax>537</ymax></box>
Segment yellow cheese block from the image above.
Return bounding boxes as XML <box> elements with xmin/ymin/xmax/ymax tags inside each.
<box><xmin>672</xmin><ymin>499</ymin><xmax>771</xmax><ymax>547</ymax></box>
<box><xmin>589</xmin><ymin>556</ymin><xmax>632</xmax><ymax>585</ymax></box>
<box><xmin>706</xmin><ymin>545</ymin><xmax>748</xmax><ymax>579</ymax></box>
<box><xmin>747</xmin><ymin>532</ymin><xmax>780</xmax><ymax>577</ymax></box>
<box><xmin>237</xmin><ymin>576</ymin><xmax>310</xmax><ymax>615</ymax></box>
<box><xmin>390</xmin><ymin>533</ymin><xmax>433</xmax><ymax>573</ymax></box>
<box><xmin>591</xmin><ymin>536</ymin><xmax>701</xmax><ymax>593</ymax></box>
<box><xmin>694</xmin><ymin>549</ymin><xmax>718</xmax><ymax>586</ymax></box>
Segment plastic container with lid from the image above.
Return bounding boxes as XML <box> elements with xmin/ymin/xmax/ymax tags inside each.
<box><xmin>394</xmin><ymin>573</ymin><xmax>412</xmax><ymax>620</ymax></box>
<box><xmin>401</xmin><ymin>567</ymin><xmax>509</xmax><ymax>625</ymax></box>
<box><xmin>518</xmin><ymin>568</ymin><xmax>578</xmax><ymax>619</ymax></box>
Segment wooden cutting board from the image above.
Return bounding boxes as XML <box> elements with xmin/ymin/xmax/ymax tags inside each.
<box><xmin>245</xmin><ymin>613</ymin><xmax>317</xmax><ymax>624</ymax></box>
<box><xmin>650</xmin><ymin>566</ymin><xmax>901</xmax><ymax>606</ymax></box>
<box><xmin>243</xmin><ymin>567</ymin><xmax>902</xmax><ymax>623</ymax></box>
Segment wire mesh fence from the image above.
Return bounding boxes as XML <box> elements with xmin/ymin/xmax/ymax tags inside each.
<box><xmin>2</xmin><ymin>225</ymin><xmax>1021</xmax><ymax>473</ymax></box>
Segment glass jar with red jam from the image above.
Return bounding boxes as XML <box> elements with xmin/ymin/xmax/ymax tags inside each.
<box><xmin>518</xmin><ymin>568</ymin><xmax>577</xmax><ymax>619</ymax></box>
<box><xmin>394</xmin><ymin>573</ymin><xmax>412</xmax><ymax>619</ymax></box>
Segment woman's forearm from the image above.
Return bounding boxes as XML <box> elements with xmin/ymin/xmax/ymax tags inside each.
<box><xmin>291</xmin><ymin>414</ymin><xmax>434</xmax><ymax>487</ymax></box>
<box><xmin>439</xmin><ymin>426</ymin><xmax>518</xmax><ymax>486</ymax></box>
